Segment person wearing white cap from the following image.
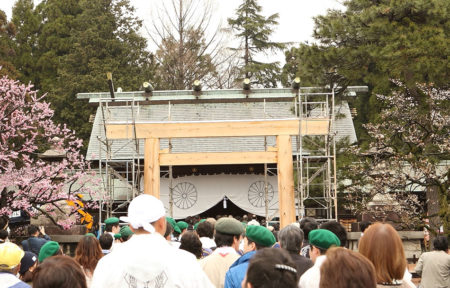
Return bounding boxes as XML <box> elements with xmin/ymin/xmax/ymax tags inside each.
<box><xmin>91</xmin><ymin>194</ymin><xmax>214</xmax><ymax>288</ymax></box>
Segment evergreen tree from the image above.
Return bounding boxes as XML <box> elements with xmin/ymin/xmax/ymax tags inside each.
<box><xmin>35</xmin><ymin>0</ymin><xmax>81</xmax><ymax>94</ymax></box>
<box><xmin>228</xmin><ymin>0</ymin><xmax>285</xmax><ymax>87</ymax></box>
<box><xmin>32</xmin><ymin>0</ymin><xmax>155</xmax><ymax>147</ymax></box>
<box><xmin>0</xmin><ymin>10</ymin><xmax>18</xmax><ymax>79</ymax></box>
<box><xmin>12</xmin><ymin>0</ymin><xmax>41</xmax><ymax>85</ymax></box>
<box><xmin>283</xmin><ymin>0</ymin><xmax>449</xmax><ymax>142</ymax></box>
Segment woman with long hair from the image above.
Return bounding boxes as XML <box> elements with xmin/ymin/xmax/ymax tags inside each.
<box><xmin>320</xmin><ymin>247</ymin><xmax>377</xmax><ymax>288</ymax></box>
<box><xmin>74</xmin><ymin>235</ymin><xmax>103</xmax><ymax>287</ymax></box>
<box><xmin>359</xmin><ymin>223</ymin><xmax>415</xmax><ymax>288</ymax></box>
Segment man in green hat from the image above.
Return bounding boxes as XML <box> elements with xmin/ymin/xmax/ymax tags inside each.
<box><xmin>104</xmin><ymin>217</ymin><xmax>120</xmax><ymax>236</ymax></box>
<box><xmin>224</xmin><ymin>225</ymin><xmax>276</xmax><ymax>288</ymax></box>
<box><xmin>104</xmin><ymin>217</ymin><xmax>120</xmax><ymax>249</ymax></box>
<box><xmin>38</xmin><ymin>241</ymin><xmax>62</xmax><ymax>263</ymax></box>
<box><xmin>176</xmin><ymin>221</ymin><xmax>189</xmax><ymax>235</ymax></box>
<box><xmin>120</xmin><ymin>226</ymin><xmax>134</xmax><ymax>242</ymax></box>
<box><xmin>199</xmin><ymin>217</ymin><xmax>243</xmax><ymax>288</ymax></box>
<box><xmin>299</xmin><ymin>229</ymin><xmax>340</xmax><ymax>288</ymax></box>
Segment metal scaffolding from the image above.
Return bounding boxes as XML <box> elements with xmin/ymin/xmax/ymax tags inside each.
<box><xmin>80</xmin><ymin>86</ymin><xmax>363</xmax><ymax>226</ymax></box>
<box><xmin>295</xmin><ymin>88</ymin><xmax>338</xmax><ymax>222</ymax></box>
<box><xmin>96</xmin><ymin>98</ymin><xmax>141</xmax><ymax>229</ymax></box>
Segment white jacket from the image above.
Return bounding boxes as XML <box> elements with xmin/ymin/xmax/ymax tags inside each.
<box><xmin>91</xmin><ymin>233</ymin><xmax>213</xmax><ymax>288</ymax></box>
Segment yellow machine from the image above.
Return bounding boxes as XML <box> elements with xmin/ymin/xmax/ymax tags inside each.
<box><xmin>66</xmin><ymin>194</ymin><xmax>94</xmax><ymax>229</ymax></box>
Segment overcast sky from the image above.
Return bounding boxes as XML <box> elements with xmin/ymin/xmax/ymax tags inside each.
<box><xmin>1</xmin><ymin>0</ymin><xmax>344</xmax><ymax>62</ymax></box>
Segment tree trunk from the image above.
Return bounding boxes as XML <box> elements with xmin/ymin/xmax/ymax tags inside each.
<box><xmin>426</xmin><ymin>185</ymin><xmax>442</xmax><ymax>247</ymax></box>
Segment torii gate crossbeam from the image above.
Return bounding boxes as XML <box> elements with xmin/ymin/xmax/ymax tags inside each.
<box><xmin>106</xmin><ymin>118</ymin><xmax>329</xmax><ymax>228</ymax></box>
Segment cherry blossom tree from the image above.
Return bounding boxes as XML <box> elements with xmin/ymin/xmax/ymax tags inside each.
<box><xmin>342</xmin><ymin>81</ymin><xmax>449</xmax><ymax>234</ymax></box>
<box><xmin>0</xmin><ymin>73</ymin><xmax>101</xmax><ymax>229</ymax></box>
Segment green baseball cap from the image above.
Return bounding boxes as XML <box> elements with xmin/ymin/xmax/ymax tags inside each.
<box><xmin>194</xmin><ymin>219</ymin><xmax>206</xmax><ymax>230</ymax></box>
<box><xmin>215</xmin><ymin>217</ymin><xmax>244</xmax><ymax>236</ymax></box>
<box><xmin>120</xmin><ymin>226</ymin><xmax>134</xmax><ymax>238</ymax></box>
<box><xmin>166</xmin><ymin>217</ymin><xmax>181</xmax><ymax>234</ymax></box>
<box><xmin>309</xmin><ymin>229</ymin><xmax>340</xmax><ymax>250</ymax></box>
<box><xmin>38</xmin><ymin>241</ymin><xmax>60</xmax><ymax>263</ymax></box>
<box><xmin>176</xmin><ymin>221</ymin><xmax>189</xmax><ymax>231</ymax></box>
<box><xmin>245</xmin><ymin>225</ymin><xmax>276</xmax><ymax>247</ymax></box>
<box><xmin>104</xmin><ymin>217</ymin><xmax>119</xmax><ymax>225</ymax></box>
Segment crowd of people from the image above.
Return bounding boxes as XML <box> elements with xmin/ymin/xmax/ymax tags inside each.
<box><xmin>0</xmin><ymin>194</ymin><xmax>448</xmax><ymax>288</ymax></box>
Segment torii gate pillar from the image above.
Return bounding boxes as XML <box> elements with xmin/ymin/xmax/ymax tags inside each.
<box><xmin>277</xmin><ymin>135</ymin><xmax>296</xmax><ymax>227</ymax></box>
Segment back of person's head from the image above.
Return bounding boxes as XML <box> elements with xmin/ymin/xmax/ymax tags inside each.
<box><xmin>214</xmin><ymin>231</ymin><xmax>238</xmax><ymax>247</ymax></box>
<box><xmin>196</xmin><ymin>221</ymin><xmax>214</xmax><ymax>238</ymax></box>
<box><xmin>299</xmin><ymin>217</ymin><xmax>318</xmax><ymax>240</ymax></box>
<box><xmin>99</xmin><ymin>233</ymin><xmax>113</xmax><ymax>250</ymax></box>
<box><xmin>179</xmin><ymin>231</ymin><xmax>203</xmax><ymax>259</ymax></box>
<box><xmin>19</xmin><ymin>251</ymin><xmax>38</xmax><ymax>282</ymax></box>
<box><xmin>0</xmin><ymin>229</ymin><xmax>8</xmax><ymax>241</ymax></box>
<box><xmin>320</xmin><ymin>221</ymin><xmax>347</xmax><ymax>247</ymax></box>
<box><xmin>0</xmin><ymin>242</ymin><xmax>24</xmax><ymax>274</ymax></box>
<box><xmin>358</xmin><ymin>223</ymin><xmax>406</xmax><ymax>284</ymax></box>
<box><xmin>278</xmin><ymin>224</ymin><xmax>303</xmax><ymax>255</ymax></box>
<box><xmin>74</xmin><ymin>235</ymin><xmax>102</xmax><ymax>272</ymax></box>
<box><xmin>0</xmin><ymin>216</ymin><xmax>9</xmax><ymax>231</ymax></box>
<box><xmin>433</xmin><ymin>235</ymin><xmax>448</xmax><ymax>251</ymax></box>
<box><xmin>244</xmin><ymin>248</ymin><xmax>299</xmax><ymax>288</ymax></box>
<box><xmin>164</xmin><ymin>221</ymin><xmax>173</xmax><ymax>238</ymax></box>
<box><xmin>33</xmin><ymin>255</ymin><xmax>87</xmax><ymax>288</ymax></box>
<box><xmin>28</xmin><ymin>225</ymin><xmax>39</xmax><ymax>236</ymax></box>
<box><xmin>214</xmin><ymin>217</ymin><xmax>244</xmax><ymax>248</ymax></box>
<box><xmin>105</xmin><ymin>223</ymin><xmax>119</xmax><ymax>233</ymax></box>
<box><xmin>320</xmin><ymin>247</ymin><xmax>376</xmax><ymax>288</ymax></box>
<box><xmin>120</xmin><ymin>194</ymin><xmax>166</xmax><ymax>234</ymax></box>
<box><xmin>205</xmin><ymin>217</ymin><xmax>216</xmax><ymax>226</ymax></box>
<box><xmin>359</xmin><ymin>221</ymin><xmax>372</xmax><ymax>233</ymax></box>
<box><xmin>38</xmin><ymin>241</ymin><xmax>62</xmax><ymax>263</ymax></box>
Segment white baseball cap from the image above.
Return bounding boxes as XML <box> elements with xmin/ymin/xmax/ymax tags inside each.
<box><xmin>120</xmin><ymin>194</ymin><xmax>166</xmax><ymax>233</ymax></box>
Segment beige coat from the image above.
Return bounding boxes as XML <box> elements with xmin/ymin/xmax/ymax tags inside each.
<box><xmin>200</xmin><ymin>247</ymin><xmax>240</xmax><ymax>288</ymax></box>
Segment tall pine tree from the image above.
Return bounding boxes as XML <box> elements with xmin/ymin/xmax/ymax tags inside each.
<box><xmin>228</xmin><ymin>0</ymin><xmax>285</xmax><ymax>88</ymax></box>
<box><xmin>0</xmin><ymin>10</ymin><xmax>18</xmax><ymax>79</ymax></box>
<box><xmin>35</xmin><ymin>0</ymin><xmax>81</xmax><ymax>94</ymax></box>
<box><xmin>27</xmin><ymin>0</ymin><xmax>156</xmax><ymax>147</ymax></box>
<box><xmin>12</xmin><ymin>0</ymin><xmax>41</xmax><ymax>85</ymax></box>
<box><xmin>283</xmin><ymin>0</ymin><xmax>449</xmax><ymax>142</ymax></box>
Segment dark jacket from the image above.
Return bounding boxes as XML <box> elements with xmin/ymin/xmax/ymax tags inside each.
<box><xmin>224</xmin><ymin>251</ymin><xmax>256</xmax><ymax>288</ymax></box>
<box><xmin>290</xmin><ymin>253</ymin><xmax>314</xmax><ymax>278</ymax></box>
<box><xmin>21</xmin><ymin>235</ymin><xmax>51</xmax><ymax>255</ymax></box>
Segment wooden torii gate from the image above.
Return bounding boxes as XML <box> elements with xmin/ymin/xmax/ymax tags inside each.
<box><xmin>106</xmin><ymin>118</ymin><xmax>329</xmax><ymax>228</ymax></box>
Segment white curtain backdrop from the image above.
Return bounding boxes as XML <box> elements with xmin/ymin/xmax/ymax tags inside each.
<box><xmin>142</xmin><ymin>174</ymin><xmax>279</xmax><ymax>219</ymax></box>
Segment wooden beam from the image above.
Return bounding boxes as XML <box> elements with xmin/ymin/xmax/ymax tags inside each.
<box><xmin>159</xmin><ymin>151</ymin><xmax>277</xmax><ymax>166</ymax></box>
<box><xmin>144</xmin><ymin>138</ymin><xmax>160</xmax><ymax>198</ymax></box>
<box><xmin>106</xmin><ymin>119</ymin><xmax>329</xmax><ymax>139</ymax></box>
<box><xmin>277</xmin><ymin>135</ymin><xmax>296</xmax><ymax>228</ymax></box>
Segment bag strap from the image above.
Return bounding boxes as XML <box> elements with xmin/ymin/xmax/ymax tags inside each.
<box><xmin>27</xmin><ymin>238</ymin><xmax>38</xmax><ymax>255</ymax></box>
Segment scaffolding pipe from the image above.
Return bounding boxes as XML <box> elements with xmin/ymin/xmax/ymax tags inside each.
<box><xmin>168</xmin><ymin>102</ymin><xmax>174</xmax><ymax>217</ymax></box>
<box><xmin>263</xmin><ymin>99</ymin><xmax>269</xmax><ymax>224</ymax></box>
<box><xmin>332</xmin><ymin>88</ymin><xmax>338</xmax><ymax>220</ymax></box>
